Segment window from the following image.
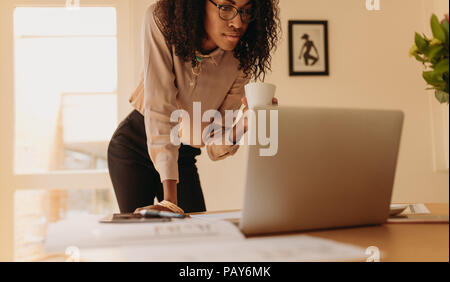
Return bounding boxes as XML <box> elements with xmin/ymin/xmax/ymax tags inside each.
<box><xmin>14</xmin><ymin>7</ymin><xmax>118</xmax><ymax>173</ymax></box>
<box><xmin>9</xmin><ymin>4</ymin><xmax>128</xmax><ymax>261</ymax></box>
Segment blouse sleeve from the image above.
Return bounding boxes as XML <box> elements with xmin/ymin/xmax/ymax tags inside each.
<box><xmin>142</xmin><ymin>5</ymin><xmax>181</xmax><ymax>183</ymax></box>
<box><xmin>205</xmin><ymin>70</ymin><xmax>250</xmax><ymax>161</ymax></box>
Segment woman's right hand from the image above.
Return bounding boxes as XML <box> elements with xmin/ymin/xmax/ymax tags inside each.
<box><xmin>133</xmin><ymin>204</ymin><xmax>173</xmax><ymax>214</ymax></box>
<box><xmin>133</xmin><ymin>203</ymin><xmax>190</xmax><ymax>217</ymax></box>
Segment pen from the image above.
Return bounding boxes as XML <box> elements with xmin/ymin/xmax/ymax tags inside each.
<box><xmin>139</xmin><ymin>209</ymin><xmax>186</xmax><ymax>219</ymax></box>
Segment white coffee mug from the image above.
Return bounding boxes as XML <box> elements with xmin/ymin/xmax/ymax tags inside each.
<box><xmin>245</xmin><ymin>82</ymin><xmax>276</xmax><ymax>109</ymax></box>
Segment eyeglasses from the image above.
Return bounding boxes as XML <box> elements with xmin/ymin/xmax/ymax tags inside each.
<box><xmin>208</xmin><ymin>0</ymin><xmax>256</xmax><ymax>24</ymax></box>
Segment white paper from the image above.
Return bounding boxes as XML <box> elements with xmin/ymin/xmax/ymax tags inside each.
<box><xmin>407</xmin><ymin>204</ymin><xmax>430</xmax><ymax>214</ymax></box>
<box><xmin>44</xmin><ymin>213</ymin><xmax>367</xmax><ymax>262</ymax></box>
<box><xmin>190</xmin><ymin>211</ymin><xmax>242</xmax><ymax>221</ymax></box>
<box><xmin>43</xmin><ymin>214</ymin><xmax>245</xmax><ymax>254</ymax></box>
<box><xmin>82</xmin><ymin>234</ymin><xmax>366</xmax><ymax>262</ymax></box>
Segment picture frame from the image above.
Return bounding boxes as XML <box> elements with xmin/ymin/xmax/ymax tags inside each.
<box><xmin>288</xmin><ymin>20</ymin><xmax>329</xmax><ymax>76</ymax></box>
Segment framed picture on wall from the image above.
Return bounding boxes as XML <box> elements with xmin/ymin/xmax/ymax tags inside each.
<box><xmin>289</xmin><ymin>20</ymin><xmax>329</xmax><ymax>76</ymax></box>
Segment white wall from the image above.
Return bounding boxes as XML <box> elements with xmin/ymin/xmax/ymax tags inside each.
<box><xmin>126</xmin><ymin>0</ymin><xmax>449</xmax><ymax>211</ymax></box>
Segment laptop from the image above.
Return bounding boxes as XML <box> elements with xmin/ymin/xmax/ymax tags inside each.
<box><xmin>238</xmin><ymin>105</ymin><xmax>404</xmax><ymax>236</ymax></box>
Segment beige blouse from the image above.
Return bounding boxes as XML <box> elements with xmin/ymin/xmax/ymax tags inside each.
<box><xmin>128</xmin><ymin>3</ymin><xmax>250</xmax><ymax>183</ymax></box>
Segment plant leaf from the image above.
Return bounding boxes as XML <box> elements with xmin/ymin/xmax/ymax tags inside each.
<box><xmin>427</xmin><ymin>45</ymin><xmax>444</xmax><ymax>62</ymax></box>
<box><xmin>423</xmin><ymin>71</ymin><xmax>438</xmax><ymax>83</ymax></box>
<box><xmin>435</xmin><ymin>90</ymin><xmax>449</xmax><ymax>104</ymax></box>
<box><xmin>423</xmin><ymin>71</ymin><xmax>446</xmax><ymax>89</ymax></box>
<box><xmin>431</xmin><ymin>14</ymin><xmax>446</xmax><ymax>42</ymax></box>
<box><xmin>415</xmin><ymin>32</ymin><xmax>428</xmax><ymax>52</ymax></box>
<box><xmin>442</xmin><ymin>19</ymin><xmax>449</xmax><ymax>35</ymax></box>
<box><xmin>414</xmin><ymin>53</ymin><xmax>427</xmax><ymax>64</ymax></box>
<box><xmin>442</xmin><ymin>19</ymin><xmax>449</xmax><ymax>44</ymax></box>
<box><xmin>434</xmin><ymin>59</ymin><xmax>449</xmax><ymax>75</ymax></box>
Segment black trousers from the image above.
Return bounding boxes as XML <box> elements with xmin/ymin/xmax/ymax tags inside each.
<box><xmin>107</xmin><ymin>110</ymin><xmax>206</xmax><ymax>214</ymax></box>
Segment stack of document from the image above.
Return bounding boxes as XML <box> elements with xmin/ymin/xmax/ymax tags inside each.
<box><xmin>43</xmin><ymin>213</ymin><xmax>367</xmax><ymax>262</ymax></box>
<box><xmin>44</xmin><ymin>214</ymin><xmax>244</xmax><ymax>252</ymax></box>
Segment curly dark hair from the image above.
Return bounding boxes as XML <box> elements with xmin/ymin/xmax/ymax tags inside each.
<box><xmin>154</xmin><ymin>0</ymin><xmax>281</xmax><ymax>81</ymax></box>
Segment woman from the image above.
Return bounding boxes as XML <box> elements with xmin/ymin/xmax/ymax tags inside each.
<box><xmin>107</xmin><ymin>0</ymin><xmax>280</xmax><ymax>215</ymax></box>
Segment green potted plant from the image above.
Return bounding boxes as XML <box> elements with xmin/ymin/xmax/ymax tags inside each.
<box><xmin>410</xmin><ymin>14</ymin><xmax>449</xmax><ymax>104</ymax></box>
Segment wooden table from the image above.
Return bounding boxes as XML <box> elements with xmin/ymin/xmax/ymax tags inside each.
<box><xmin>191</xmin><ymin>203</ymin><xmax>449</xmax><ymax>262</ymax></box>
<box><xmin>36</xmin><ymin>203</ymin><xmax>448</xmax><ymax>262</ymax></box>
